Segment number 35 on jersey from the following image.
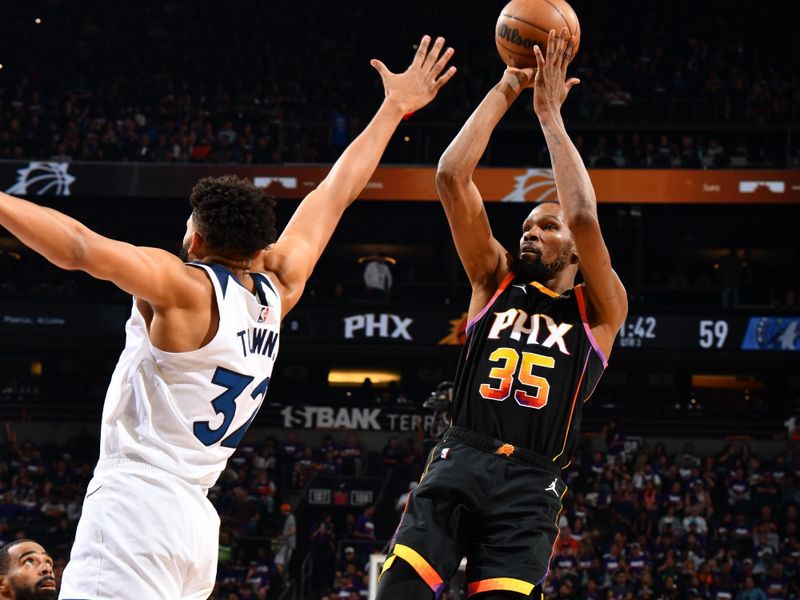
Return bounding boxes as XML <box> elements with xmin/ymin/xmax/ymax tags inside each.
<box><xmin>478</xmin><ymin>308</ymin><xmax>574</xmax><ymax>410</ymax></box>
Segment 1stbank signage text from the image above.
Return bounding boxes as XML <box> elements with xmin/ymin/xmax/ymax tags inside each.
<box><xmin>343</xmin><ymin>313</ymin><xmax>414</xmax><ymax>341</ymax></box>
<box><xmin>280</xmin><ymin>406</ymin><xmax>436</xmax><ymax>432</ymax></box>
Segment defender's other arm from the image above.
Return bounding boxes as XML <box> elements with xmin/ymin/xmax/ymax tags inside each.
<box><xmin>0</xmin><ymin>192</ymin><xmax>203</xmax><ymax>308</ymax></box>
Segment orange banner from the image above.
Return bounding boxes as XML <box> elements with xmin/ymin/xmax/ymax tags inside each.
<box><xmin>3</xmin><ymin>160</ymin><xmax>796</xmax><ymax>203</ymax></box>
<box><xmin>256</xmin><ymin>167</ymin><xmax>800</xmax><ymax>204</ymax></box>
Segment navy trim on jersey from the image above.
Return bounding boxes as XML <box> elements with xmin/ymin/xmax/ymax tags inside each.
<box><xmin>250</xmin><ymin>273</ymin><xmax>271</xmax><ymax>307</ymax></box>
<box><xmin>187</xmin><ymin>261</ymin><xmax>232</xmax><ymax>297</ymax></box>
<box><xmin>188</xmin><ymin>261</ymin><xmax>275</xmax><ymax>307</ymax></box>
<box><xmin>254</xmin><ymin>271</ymin><xmax>276</xmax><ymax>295</ymax></box>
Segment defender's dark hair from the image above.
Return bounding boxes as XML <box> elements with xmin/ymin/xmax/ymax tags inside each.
<box><xmin>189</xmin><ymin>175</ymin><xmax>277</xmax><ymax>258</ymax></box>
<box><xmin>0</xmin><ymin>539</ymin><xmax>32</xmax><ymax>574</ymax></box>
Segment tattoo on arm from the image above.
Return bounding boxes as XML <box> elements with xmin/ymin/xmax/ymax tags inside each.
<box><xmin>494</xmin><ymin>72</ymin><xmax>525</xmax><ymax>97</ymax></box>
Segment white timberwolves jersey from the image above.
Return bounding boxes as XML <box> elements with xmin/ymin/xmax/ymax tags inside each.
<box><xmin>99</xmin><ymin>262</ymin><xmax>281</xmax><ymax>490</ymax></box>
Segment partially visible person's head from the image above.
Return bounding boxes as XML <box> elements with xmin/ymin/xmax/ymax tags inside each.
<box><xmin>0</xmin><ymin>540</ymin><xmax>57</xmax><ymax>600</ymax></box>
<box><xmin>181</xmin><ymin>175</ymin><xmax>277</xmax><ymax>262</ymax></box>
<box><xmin>512</xmin><ymin>201</ymin><xmax>578</xmax><ymax>283</ymax></box>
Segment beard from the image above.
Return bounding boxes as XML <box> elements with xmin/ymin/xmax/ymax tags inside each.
<box><xmin>179</xmin><ymin>240</ymin><xmax>190</xmax><ymax>262</ymax></box>
<box><xmin>512</xmin><ymin>247</ymin><xmax>571</xmax><ymax>282</ymax></box>
<box><xmin>13</xmin><ymin>580</ymin><xmax>57</xmax><ymax>600</ymax></box>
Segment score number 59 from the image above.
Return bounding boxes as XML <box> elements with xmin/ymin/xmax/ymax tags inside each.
<box><xmin>699</xmin><ymin>320</ymin><xmax>729</xmax><ymax>349</ymax></box>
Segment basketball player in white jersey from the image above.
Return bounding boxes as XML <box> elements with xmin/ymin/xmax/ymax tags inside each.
<box><xmin>0</xmin><ymin>36</ymin><xmax>455</xmax><ymax>600</ymax></box>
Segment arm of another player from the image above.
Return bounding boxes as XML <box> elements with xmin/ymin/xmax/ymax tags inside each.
<box><xmin>261</xmin><ymin>36</ymin><xmax>456</xmax><ymax>317</ymax></box>
<box><xmin>0</xmin><ymin>191</ymin><xmax>204</xmax><ymax>308</ymax></box>
<box><xmin>532</xmin><ymin>29</ymin><xmax>628</xmax><ymax>357</ymax></box>
<box><xmin>435</xmin><ymin>68</ymin><xmax>531</xmax><ymax>318</ymax></box>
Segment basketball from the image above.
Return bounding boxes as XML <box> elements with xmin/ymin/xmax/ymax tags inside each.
<box><xmin>495</xmin><ymin>0</ymin><xmax>581</xmax><ymax>69</ymax></box>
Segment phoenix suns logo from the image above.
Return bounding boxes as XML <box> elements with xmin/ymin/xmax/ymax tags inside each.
<box><xmin>5</xmin><ymin>162</ymin><xmax>76</xmax><ymax>196</ymax></box>
<box><xmin>501</xmin><ymin>168</ymin><xmax>557</xmax><ymax>203</ymax></box>
<box><xmin>438</xmin><ymin>312</ymin><xmax>468</xmax><ymax>346</ymax></box>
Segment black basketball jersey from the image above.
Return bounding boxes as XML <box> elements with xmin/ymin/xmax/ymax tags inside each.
<box><xmin>450</xmin><ymin>274</ymin><xmax>607</xmax><ymax>469</ymax></box>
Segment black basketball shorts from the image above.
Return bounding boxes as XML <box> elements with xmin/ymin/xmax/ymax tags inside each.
<box><xmin>382</xmin><ymin>426</ymin><xmax>567</xmax><ymax>598</ymax></box>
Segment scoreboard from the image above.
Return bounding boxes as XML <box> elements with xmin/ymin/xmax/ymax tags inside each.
<box><xmin>0</xmin><ymin>300</ymin><xmax>797</xmax><ymax>353</ymax></box>
<box><xmin>616</xmin><ymin>315</ymin><xmax>799</xmax><ymax>352</ymax></box>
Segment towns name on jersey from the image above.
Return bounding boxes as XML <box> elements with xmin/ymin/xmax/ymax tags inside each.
<box><xmin>488</xmin><ymin>309</ymin><xmax>574</xmax><ymax>355</ymax></box>
<box><xmin>236</xmin><ymin>327</ymin><xmax>279</xmax><ymax>358</ymax></box>
<box><xmin>280</xmin><ymin>405</ymin><xmax>436</xmax><ymax>432</ymax></box>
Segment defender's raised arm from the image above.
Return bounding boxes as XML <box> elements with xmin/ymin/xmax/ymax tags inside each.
<box><xmin>261</xmin><ymin>36</ymin><xmax>456</xmax><ymax>317</ymax></box>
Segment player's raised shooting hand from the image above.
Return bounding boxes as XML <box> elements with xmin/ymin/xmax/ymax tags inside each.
<box><xmin>533</xmin><ymin>28</ymin><xmax>580</xmax><ymax>119</ymax></box>
<box><xmin>370</xmin><ymin>35</ymin><xmax>456</xmax><ymax>115</ymax></box>
<box><xmin>501</xmin><ymin>66</ymin><xmax>536</xmax><ymax>92</ymax></box>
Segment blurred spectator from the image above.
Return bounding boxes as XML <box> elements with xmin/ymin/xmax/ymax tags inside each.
<box><xmin>737</xmin><ymin>577</ymin><xmax>767</xmax><ymax>600</ymax></box>
<box><xmin>395</xmin><ymin>481</ymin><xmax>418</xmax><ymax>514</ymax></box>
<box><xmin>362</xmin><ymin>256</ymin><xmax>393</xmax><ymax>301</ymax></box>
<box><xmin>0</xmin><ymin>1</ymin><xmax>797</xmax><ymax>168</ymax></box>
<box><xmin>352</xmin><ymin>506</ymin><xmax>376</xmax><ymax>563</ymax></box>
<box><xmin>1</xmin><ymin>423</ymin><xmax>798</xmax><ymax>598</ymax></box>
<box><xmin>718</xmin><ymin>250</ymin><xmax>744</xmax><ymax>308</ymax></box>
<box><xmin>308</xmin><ymin>512</ymin><xmax>336</xmax><ymax>595</ymax></box>
<box><xmin>381</xmin><ymin>436</ymin><xmax>406</xmax><ymax>473</ymax></box>
<box><xmin>339</xmin><ymin>434</ymin><xmax>364</xmax><ymax>477</ymax></box>
<box><xmin>273</xmin><ymin>503</ymin><xmax>296</xmax><ymax>577</ymax></box>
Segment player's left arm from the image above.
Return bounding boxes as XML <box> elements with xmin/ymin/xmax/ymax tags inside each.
<box><xmin>0</xmin><ymin>191</ymin><xmax>203</xmax><ymax>308</ymax></box>
<box><xmin>258</xmin><ymin>36</ymin><xmax>456</xmax><ymax>318</ymax></box>
<box><xmin>532</xmin><ymin>29</ymin><xmax>628</xmax><ymax>358</ymax></box>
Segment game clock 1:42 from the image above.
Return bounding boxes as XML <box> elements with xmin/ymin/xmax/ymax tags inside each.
<box><xmin>615</xmin><ymin>315</ymin><xmax>745</xmax><ymax>351</ymax></box>
<box><xmin>617</xmin><ymin>315</ymin><xmax>657</xmax><ymax>348</ymax></box>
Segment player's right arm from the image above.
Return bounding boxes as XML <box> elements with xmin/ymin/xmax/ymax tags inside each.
<box><xmin>531</xmin><ymin>30</ymin><xmax>627</xmax><ymax>358</ymax></box>
<box><xmin>0</xmin><ymin>191</ymin><xmax>204</xmax><ymax>309</ymax></box>
<box><xmin>260</xmin><ymin>36</ymin><xmax>456</xmax><ymax>318</ymax></box>
<box><xmin>435</xmin><ymin>69</ymin><xmax>533</xmax><ymax>319</ymax></box>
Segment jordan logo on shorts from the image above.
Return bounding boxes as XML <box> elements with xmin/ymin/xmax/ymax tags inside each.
<box><xmin>545</xmin><ymin>478</ymin><xmax>559</xmax><ymax>497</ymax></box>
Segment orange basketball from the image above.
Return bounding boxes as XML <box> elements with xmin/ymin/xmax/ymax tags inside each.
<box><xmin>495</xmin><ymin>0</ymin><xmax>581</xmax><ymax>69</ymax></box>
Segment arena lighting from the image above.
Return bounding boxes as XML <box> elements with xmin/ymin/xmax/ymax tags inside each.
<box><xmin>690</xmin><ymin>374</ymin><xmax>764</xmax><ymax>390</ymax></box>
<box><xmin>357</xmin><ymin>254</ymin><xmax>397</xmax><ymax>265</ymax></box>
<box><xmin>35</xmin><ymin>18</ymin><xmax>42</xmax><ymax>24</ymax></box>
<box><xmin>327</xmin><ymin>368</ymin><xmax>401</xmax><ymax>387</ymax></box>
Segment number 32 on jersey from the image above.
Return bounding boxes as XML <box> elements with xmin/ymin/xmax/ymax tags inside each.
<box><xmin>193</xmin><ymin>367</ymin><xmax>270</xmax><ymax>449</ymax></box>
<box><xmin>479</xmin><ymin>347</ymin><xmax>554</xmax><ymax>409</ymax></box>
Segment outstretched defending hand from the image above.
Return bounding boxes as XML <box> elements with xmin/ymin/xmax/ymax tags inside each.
<box><xmin>532</xmin><ymin>28</ymin><xmax>580</xmax><ymax>118</ymax></box>
<box><xmin>371</xmin><ymin>35</ymin><xmax>456</xmax><ymax>115</ymax></box>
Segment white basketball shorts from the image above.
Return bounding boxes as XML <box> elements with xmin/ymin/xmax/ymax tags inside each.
<box><xmin>59</xmin><ymin>457</ymin><xmax>220</xmax><ymax>600</ymax></box>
